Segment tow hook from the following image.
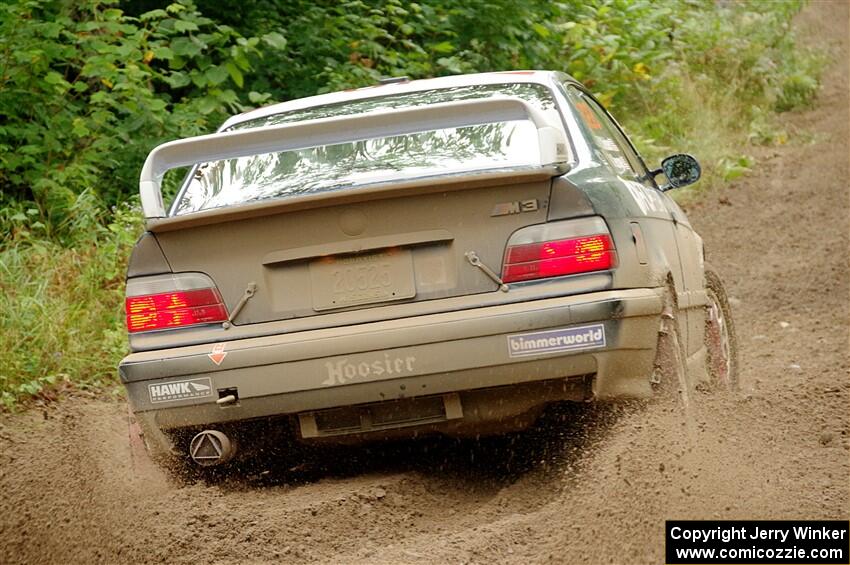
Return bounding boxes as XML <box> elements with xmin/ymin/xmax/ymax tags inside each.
<box><xmin>189</xmin><ymin>430</ymin><xmax>235</xmax><ymax>467</ymax></box>
<box><xmin>222</xmin><ymin>282</ymin><xmax>257</xmax><ymax>329</ymax></box>
<box><xmin>465</xmin><ymin>251</ymin><xmax>509</xmax><ymax>292</ymax></box>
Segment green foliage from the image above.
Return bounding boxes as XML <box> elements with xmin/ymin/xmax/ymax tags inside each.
<box><xmin>776</xmin><ymin>72</ymin><xmax>820</xmax><ymax>112</ymax></box>
<box><xmin>0</xmin><ymin>203</ymin><xmax>142</xmax><ymax>408</ymax></box>
<box><xmin>559</xmin><ymin>0</ymin><xmax>822</xmax><ymax>187</ymax></box>
<box><xmin>180</xmin><ymin>0</ymin><xmax>564</xmax><ymax>99</ymax></box>
<box><xmin>718</xmin><ymin>155</ymin><xmax>756</xmax><ymax>182</ymax></box>
<box><xmin>553</xmin><ymin>0</ymin><xmax>682</xmax><ymax>109</ymax></box>
<box><xmin>0</xmin><ymin>0</ymin><xmax>282</xmax><ymax>238</ymax></box>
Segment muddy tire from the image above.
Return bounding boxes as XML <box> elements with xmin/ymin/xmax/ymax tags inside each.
<box><xmin>650</xmin><ymin>291</ymin><xmax>691</xmax><ymax>403</ymax></box>
<box><xmin>703</xmin><ymin>264</ymin><xmax>739</xmax><ymax>390</ymax></box>
<box><xmin>128</xmin><ymin>408</ymin><xmax>188</xmax><ymax>477</ymax></box>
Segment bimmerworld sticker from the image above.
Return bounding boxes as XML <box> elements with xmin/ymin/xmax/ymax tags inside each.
<box><xmin>507</xmin><ymin>324</ymin><xmax>606</xmax><ymax>358</ymax></box>
<box><xmin>148</xmin><ymin>377</ymin><xmax>213</xmax><ymax>404</ymax></box>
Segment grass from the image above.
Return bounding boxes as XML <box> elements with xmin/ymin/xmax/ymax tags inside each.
<box><xmin>615</xmin><ymin>1</ymin><xmax>824</xmax><ymax>199</ymax></box>
<box><xmin>0</xmin><ymin>205</ymin><xmax>141</xmax><ymax>409</ymax></box>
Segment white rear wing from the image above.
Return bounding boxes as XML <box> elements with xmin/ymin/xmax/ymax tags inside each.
<box><xmin>139</xmin><ymin>96</ymin><xmax>570</xmax><ymax>219</ymax></box>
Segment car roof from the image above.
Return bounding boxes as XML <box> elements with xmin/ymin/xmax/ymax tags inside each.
<box><xmin>220</xmin><ymin>70</ymin><xmax>572</xmax><ymax>131</ymax></box>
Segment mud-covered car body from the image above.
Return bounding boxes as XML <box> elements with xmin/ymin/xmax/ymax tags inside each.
<box><xmin>120</xmin><ymin>71</ymin><xmax>715</xmax><ymax>463</ymax></box>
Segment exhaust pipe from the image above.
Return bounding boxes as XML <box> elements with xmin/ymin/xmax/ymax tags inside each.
<box><xmin>189</xmin><ymin>430</ymin><xmax>235</xmax><ymax>466</ymax></box>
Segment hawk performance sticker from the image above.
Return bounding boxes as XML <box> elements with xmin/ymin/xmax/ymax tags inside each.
<box><xmin>507</xmin><ymin>324</ymin><xmax>606</xmax><ymax>358</ymax></box>
<box><xmin>148</xmin><ymin>377</ymin><xmax>213</xmax><ymax>403</ymax></box>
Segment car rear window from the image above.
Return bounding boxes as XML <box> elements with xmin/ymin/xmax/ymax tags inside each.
<box><xmin>170</xmin><ymin>83</ymin><xmax>563</xmax><ymax>216</ymax></box>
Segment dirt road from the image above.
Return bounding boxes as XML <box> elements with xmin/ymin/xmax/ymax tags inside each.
<box><xmin>1</xmin><ymin>4</ymin><xmax>847</xmax><ymax>564</ymax></box>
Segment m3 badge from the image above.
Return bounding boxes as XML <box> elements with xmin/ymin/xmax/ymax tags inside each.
<box><xmin>491</xmin><ymin>199</ymin><xmax>540</xmax><ymax>217</ymax></box>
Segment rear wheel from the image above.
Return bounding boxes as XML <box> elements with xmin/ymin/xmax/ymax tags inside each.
<box><xmin>651</xmin><ymin>289</ymin><xmax>690</xmax><ymax>403</ymax></box>
<box><xmin>703</xmin><ymin>266</ymin><xmax>739</xmax><ymax>390</ymax></box>
<box><xmin>128</xmin><ymin>407</ymin><xmax>188</xmax><ymax>478</ymax></box>
<box><xmin>650</xmin><ymin>287</ymin><xmax>700</xmax><ymax>442</ymax></box>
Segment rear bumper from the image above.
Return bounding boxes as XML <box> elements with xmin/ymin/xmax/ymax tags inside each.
<box><xmin>120</xmin><ymin>288</ymin><xmax>664</xmax><ymax>430</ymax></box>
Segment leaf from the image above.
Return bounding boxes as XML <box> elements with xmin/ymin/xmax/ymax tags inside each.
<box><xmin>204</xmin><ymin>65</ymin><xmax>229</xmax><ymax>86</ymax></box>
<box><xmin>248</xmin><ymin>91</ymin><xmax>271</xmax><ymax>104</ymax></box>
<box><xmin>43</xmin><ymin>71</ymin><xmax>65</xmax><ymax>85</ymax></box>
<box><xmin>431</xmin><ymin>41</ymin><xmax>454</xmax><ymax>54</ymax></box>
<box><xmin>262</xmin><ymin>31</ymin><xmax>287</xmax><ymax>50</ymax></box>
<box><xmin>72</xmin><ymin>118</ymin><xmax>91</xmax><ymax>138</ymax></box>
<box><xmin>164</xmin><ymin>71</ymin><xmax>191</xmax><ymax>88</ymax></box>
<box><xmin>532</xmin><ymin>23</ymin><xmax>550</xmax><ymax>39</ymax></box>
<box><xmin>191</xmin><ymin>71</ymin><xmax>207</xmax><ymax>88</ymax></box>
<box><xmin>152</xmin><ymin>46</ymin><xmax>174</xmax><ymax>60</ymax></box>
<box><xmin>197</xmin><ymin>96</ymin><xmax>219</xmax><ymax>115</ymax></box>
<box><xmin>174</xmin><ymin>19</ymin><xmax>200</xmax><ymax>33</ymax></box>
<box><xmin>215</xmin><ymin>89</ymin><xmax>239</xmax><ymax>106</ymax></box>
<box><xmin>232</xmin><ymin>52</ymin><xmax>251</xmax><ymax>71</ymax></box>
<box><xmin>436</xmin><ymin>56</ymin><xmax>463</xmax><ymax>74</ymax></box>
<box><xmin>17</xmin><ymin>144</ymin><xmax>43</xmax><ymax>156</ymax></box>
<box><xmin>148</xmin><ymin>99</ymin><xmax>167</xmax><ymax>112</ymax></box>
<box><xmin>171</xmin><ymin>37</ymin><xmax>202</xmax><ymax>58</ymax></box>
<box><xmin>632</xmin><ymin>62</ymin><xmax>651</xmax><ymax>80</ymax></box>
<box><xmin>225</xmin><ymin>62</ymin><xmax>244</xmax><ymax>88</ymax></box>
<box><xmin>139</xmin><ymin>9</ymin><xmax>167</xmax><ymax>21</ymax></box>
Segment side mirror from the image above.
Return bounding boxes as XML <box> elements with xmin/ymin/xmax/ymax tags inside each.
<box><xmin>654</xmin><ymin>153</ymin><xmax>701</xmax><ymax>191</ymax></box>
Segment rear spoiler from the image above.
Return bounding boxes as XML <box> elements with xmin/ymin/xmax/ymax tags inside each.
<box><xmin>139</xmin><ymin>96</ymin><xmax>570</xmax><ymax>219</ymax></box>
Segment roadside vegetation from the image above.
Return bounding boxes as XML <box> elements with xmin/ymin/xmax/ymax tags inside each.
<box><xmin>0</xmin><ymin>0</ymin><xmax>822</xmax><ymax>408</ymax></box>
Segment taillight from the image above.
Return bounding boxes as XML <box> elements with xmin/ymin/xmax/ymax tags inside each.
<box><xmin>125</xmin><ymin>273</ymin><xmax>228</xmax><ymax>333</ymax></box>
<box><xmin>502</xmin><ymin>217</ymin><xmax>617</xmax><ymax>283</ymax></box>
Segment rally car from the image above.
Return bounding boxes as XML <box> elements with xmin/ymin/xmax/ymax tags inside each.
<box><xmin>120</xmin><ymin>71</ymin><xmax>737</xmax><ymax>468</ymax></box>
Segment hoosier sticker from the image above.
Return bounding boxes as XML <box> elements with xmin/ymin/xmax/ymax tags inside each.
<box><xmin>148</xmin><ymin>377</ymin><xmax>213</xmax><ymax>403</ymax></box>
<box><xmin>507</xmin><ymin>324</ymin><xmax>606</xmax><ymax>358</ymax></box>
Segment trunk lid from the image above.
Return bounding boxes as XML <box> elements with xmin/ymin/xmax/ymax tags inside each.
<box><xmin>151</xmin><ymin>171</ymin><xmax>553</xmax><ymax>327</ymax></box>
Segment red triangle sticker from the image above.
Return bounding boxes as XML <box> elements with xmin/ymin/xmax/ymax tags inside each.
<box><xmin>208</xmin><ymin>343</ymin><xmax>227</xmax><ymax>366</ymax></box>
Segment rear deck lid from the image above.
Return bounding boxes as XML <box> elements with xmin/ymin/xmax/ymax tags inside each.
<box><xmin>152</xmin><ymin>171</ymin><xmax>555</xmax><ymax>325</ymax></box>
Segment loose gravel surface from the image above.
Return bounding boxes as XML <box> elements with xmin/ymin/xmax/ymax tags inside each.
<box><xmin>1</xmin><ymin>3</ymin><xmax>847</xmax><ymax>564</ymax></box>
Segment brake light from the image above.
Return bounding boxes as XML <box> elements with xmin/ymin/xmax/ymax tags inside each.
<box><xmin>126</xmin><ymin>287</ymin><xmax>227</xmax><ymax>333</ymax></box>
<box><xmin>502</xmin><ymin>218</ymin><xmax>616</xmax><ymax>283</ymax></box>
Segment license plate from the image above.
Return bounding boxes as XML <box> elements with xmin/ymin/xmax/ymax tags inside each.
<box><xmin>310</xmin><ymin>249</ymin><xmax>416</xmax><ymax>311</ymax></box>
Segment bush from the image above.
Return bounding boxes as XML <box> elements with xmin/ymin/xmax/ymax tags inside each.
<box><xmin>0</xmin><ymin>202</ymin><xmax>141</xmax><ymax>408</ymax></box>
<box><xmin>559</xmin><ymin>0</ymin><xmax>823</xmax><ymax>184</ymax></box>
<box><xmin>183</xmin><ymin>0</ymin><xmax>565</xmax><ymax>98</ymax></box>
<box><xmin>0</xmin><ymin>0</ymin><xmax>284</xmax><ymax>237</ymax></box>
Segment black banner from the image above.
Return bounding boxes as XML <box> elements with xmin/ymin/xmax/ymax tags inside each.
<box><xmin>666</xmin><ymin>520</ymin><xmax>849</xmax><ymax>564</ymax></box>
